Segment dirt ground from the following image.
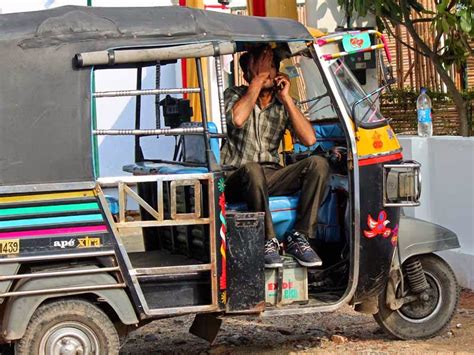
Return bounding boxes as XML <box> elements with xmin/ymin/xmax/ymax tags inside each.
<box><xmin>120</xmin><ymin>290</ymin><xmax>474</xmax><ymax>354</ymax></box>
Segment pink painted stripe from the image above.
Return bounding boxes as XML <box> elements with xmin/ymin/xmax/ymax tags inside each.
<box><xmin>0</xmin><ymin>225</ymin><xmax>108</xmax><ymax>239</ymax></box>
<box><xmin>380</xmin><ymin>34</ymin><xmax>392</xmax><ymax>63</ymax></box>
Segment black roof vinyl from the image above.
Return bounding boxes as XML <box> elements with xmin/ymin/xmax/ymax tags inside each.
<box><xmin>0</xmin><ymin>6</ymin><xmax>312</xmax><ymax>47</ymax></box>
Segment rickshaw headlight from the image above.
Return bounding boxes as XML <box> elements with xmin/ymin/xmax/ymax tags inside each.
<box><xmin>383</xmin><ymin>160</ymin><xmax>421</xmax><ymax>207</ymax></box>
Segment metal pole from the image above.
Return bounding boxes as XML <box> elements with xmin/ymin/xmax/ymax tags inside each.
<box><xmin>91</xmin><ymin>71</ymin><xmax>100</xmax><ymax>176</ymax></box>
<box><xmin>87</xmin><ymin>0</ymin><xmax>101</xmax><ymax>176</ymax></box>
<box><xmin>134</xmin><ymin>67</ymin><xmax>144</xmax><ymax>162</ymax></box>
<box><xmin>155</xmin><ymin>61</ymin><xmax>161</xmax><ymax>131</ymax></box>
<box><xmin>195</xmin><ymin>58</ymin><xmax>217</xmax><ymax>171</ymax></box>
<box><xmin>213</xmin><ymin>55</ymin><xmax>227</xmax><ymax>135</ymax></box>
<box><xmin>94</xmin><ymin>127</ymin><xmax>205</xmax><ymax>136</ymax></box>
<box><xmin>93</xmin><ymin>87</ymin><xmax>200</xmax><ymax>98</ymax></box>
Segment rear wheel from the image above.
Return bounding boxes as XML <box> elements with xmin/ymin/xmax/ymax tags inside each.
<box><xmin>374</xmin><ymin>254</ymin><xmax>459</xmax><ymax>340</ymax></box>
<box><xmin>15</xmin><ymin>299</ymin><xmax>119</xmax><ymax>355</ymax></box>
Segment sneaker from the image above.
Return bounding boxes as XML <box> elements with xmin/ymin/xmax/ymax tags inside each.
<box><xmin>264</xmin><ymin>238</ymin><xmax>283</xmax><ymax>268</ymax></box>
<box><xmin>285</xmin><ymin>231</ymin><xmax>322</xmax><ymax>267</ymax></box>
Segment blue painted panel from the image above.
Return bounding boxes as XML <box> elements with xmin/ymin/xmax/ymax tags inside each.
<box><xmin>227</xmin><ymin>195</ymin><xmax>299</xmax><ymax>240</ymax></box>
<box><xmin>294</xmin><ymin>123</ymin><xmax>345</xmax><ymax>153</ymax></box>
<box><xmin>105</xmin><ymin>196</ymin><xmax>119</xmax><ymax>215</ymax></box>
<box><xmin>208</xmin><ymin>122</ymin><xmax>220</xmax><ymax>163</ymax></box>
<box><xmin>157</xmin><ymin>166</ymin><xmax>208</xmax><ymax>174</ymax></box>
<box><xmin>0</xmin><ymin>214</ymin><xmax>104</xmax><ymax>229</ymax></box>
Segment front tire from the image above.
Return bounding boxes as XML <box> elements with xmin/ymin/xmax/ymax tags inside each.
<box><xmin>15</xmin><ymin>299</ymin><xmax>119</xmax><ymax>355</ymax></box>
<box><xmin>374</xmin><ymin>254</ymin><xmax>459</xmax><ymax>340</ymax></box>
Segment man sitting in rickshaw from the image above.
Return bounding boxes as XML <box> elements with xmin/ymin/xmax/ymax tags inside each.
<box><xmin>222</xmin><ymin>46</ymin><xmax>329</xmax><ymax>268</ymax></box>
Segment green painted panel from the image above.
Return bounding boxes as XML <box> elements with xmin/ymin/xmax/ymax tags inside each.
<box><xmin>0</xmin><ymin>202</ymin><xmax>100</xmax><ymax>217</ymax></box>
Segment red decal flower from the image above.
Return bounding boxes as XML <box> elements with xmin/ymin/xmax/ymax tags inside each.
<box><xmin>364</xmin><ymin>211</ymin><xmax>391</xmax><ymax>239</ymax></box>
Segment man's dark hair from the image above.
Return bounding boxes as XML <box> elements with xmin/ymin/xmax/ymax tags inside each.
<box><xmin>239</xmin><ymin>46</ymin><xmax>281</xmax><ymax>76</ymax></box>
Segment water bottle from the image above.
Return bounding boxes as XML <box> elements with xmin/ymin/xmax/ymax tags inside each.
<box><xmin>417</xmin><ymin>88</ymin><xmax>433</xmax><ymax>137</ymax></box>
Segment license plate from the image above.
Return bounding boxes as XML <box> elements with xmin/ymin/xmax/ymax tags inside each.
<box><xmin>0</xmin><ymin>239</ymin><xmax>20</xmax><ymax>255</ymax></box>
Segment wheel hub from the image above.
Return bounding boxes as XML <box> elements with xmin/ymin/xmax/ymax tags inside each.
<box><xmin>397</xmin><ymin>272</ymin><xmax>442</xmax><ymax>323</ymax></box>
<box><xmin>40</xmin><ymin>322</ymin><xmax>99</xmax><ymax>355</ymax></box>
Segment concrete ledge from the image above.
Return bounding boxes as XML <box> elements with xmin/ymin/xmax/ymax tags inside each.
<box><xmin>399</xmin><ymin>136</ymin><xmax>474</xmax><ymax>290</ymax></box>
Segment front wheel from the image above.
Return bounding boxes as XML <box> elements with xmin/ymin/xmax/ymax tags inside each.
<box><xmin>374</xmin><ymin>254</ymin><xmax>459</xmax><ymax>340</ymax></box>
<box><xmin>15</xmin><ymin>299</ymin><xmax>120</xmax><ymax>355</ymax></box>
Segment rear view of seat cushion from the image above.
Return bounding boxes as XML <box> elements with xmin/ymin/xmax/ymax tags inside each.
<box><xmin>226</xmin><ymin>174</ymin><xmax>348</xmax><ymax>241</ymax></box>
<box><xmin>181</xmin><ymin>122</ymin><xmax>220</xmax><ymax>164</ymax></box>
<box><xmin>294</xmin><ymin>122</ymin><xmax>345</xmax><ymax>153</ymax></box>
<box><xmin>226</xmin><ymin>195</ymin><xmax>299</xmax><ymax>239</ymax></box>
<box><xmin>105</xmin><ymin>195</ymin><xmax>119</xmax><ymax>215</ymax></box>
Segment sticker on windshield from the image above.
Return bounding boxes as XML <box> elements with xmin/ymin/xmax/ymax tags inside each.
<box><xmin>342</xmin><ymin>33</ymin><xmax>371</xmax><ymax>52</ymax></box>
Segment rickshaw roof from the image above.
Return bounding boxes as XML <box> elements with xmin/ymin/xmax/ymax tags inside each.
<box><xmin>0</xmin><ymin>6</ymin><xmax>313</xmax><ymax>46</ymax></box>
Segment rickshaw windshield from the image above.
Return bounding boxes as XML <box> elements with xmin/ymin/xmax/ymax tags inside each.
<box><xmin>329</xmin><ymin>60</ymin><xmax>386</xmax><ymax>126</ymax></box>
<box><xmin>288</xmin><ymin>54</ymin><xmax>337</xmax><ymax>121</ymax></box>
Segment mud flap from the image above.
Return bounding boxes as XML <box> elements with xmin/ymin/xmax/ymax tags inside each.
<box><xmin>225</xmin><ymin>212</ymin><xmax>265</xmax><ymax>313</ymax></box>
<box><xmin>189</xmin><ymin>313</ymin><xmax>222</xmax><ymax>344</ymax></box>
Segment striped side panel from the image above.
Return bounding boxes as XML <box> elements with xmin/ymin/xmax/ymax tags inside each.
<box><xmin>0</xmin><ymin>214</ymin><xmax>104</xmax><ymax>229</ymax></box>
<box><xmin>0</xmin><ymin>190</ymin><xmax>95</xmax><ymax>204</ymax></box>
<box><xmin>0</xmin><ymin>225</ymin><xmax>108</xmax><ymax>239</ymax></box>
<box><xmin>0</xmin><ymin>202</ymin><xmax>100</xmax><ymax>217</ymax></box>
<box><xmin>0</xmin><ymin>190</ymin><xmax>108</xmax><ymax>238</ymax></box>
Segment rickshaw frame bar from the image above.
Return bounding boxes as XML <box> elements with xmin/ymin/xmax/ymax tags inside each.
<box><xmin>75</xmin><ymin>42</ymin><xmax>236</xmax><ymax>67</ymax></box>
<box><xmin>93</xmin><ymin>87</ymin><xmax>201</xmax><ymax>98</ymax></box>
<box><xmin>0</xmin><ymin>283</ymin><xmax>126</xmax><ymax>298</ymax></box>
<box><xmin>93</xmin><ymin>127</ymin><xmax>205</xmax><ymax>136</ymax></box>
<box><xmin>132</xmin><ymin>264</ymin><xmax>212</xmax><ymax>276</ymax></box>
<box><xmin>213</xmin><ymin>55</ymin><xmax>227</xmax><ymax>135</ymax></box>
<box><xmin>0</xmin><ymin>250</ymin><xmax>115</xmax><ymax>264</ymax></box>
<box><xmin>0</xmin><ymin>266</ymin><xmax>120</xmax><ymax>281</ymax></box>
<box><xmin>0</xmin><ymin>182</ymin><xmax>96</xmax><ymax>195</ymax></box>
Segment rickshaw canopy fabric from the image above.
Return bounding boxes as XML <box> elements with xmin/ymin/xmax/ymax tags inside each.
<box><xmin>0</xmin><ymin>6</ymin><xmax>312</xmax><ymax>187</ymax></box>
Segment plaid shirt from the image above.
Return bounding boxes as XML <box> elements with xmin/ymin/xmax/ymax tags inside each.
<box><xmin>221</xmin><ymin>85</ymin><xmax>290</xmax><ymax>168</ymax></box>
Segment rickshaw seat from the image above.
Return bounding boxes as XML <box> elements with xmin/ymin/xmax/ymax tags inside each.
<box><xmin>226</xmin><ymin>174</ymin><xmax>348</xmax><ymax>242</ymax></box>
<box><xmin>123</xmin><ymin>162</ymin><xmax>209</xmax><ymax>175</ymax></box>
<box><xmin>122</xmin><ymin>122</ymin><xmax>219</xmax><ymax>176</ymax></box>
<box><xmin>105</xmin><ymin>195</ymin><xmax>119</xmax><ymax>215</ymax></box>
<box><xmin>227</xmin><ymin>195</ymin><xmax>300</xmax><ymax>238</ymax></box>
<box><xmin>293</xmin><ymin>121</ymin><xmax>345</xmax><ymax>153</ymax></box>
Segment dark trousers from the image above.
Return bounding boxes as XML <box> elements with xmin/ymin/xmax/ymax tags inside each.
<box><xmin>225</xmin><ymin>156</ymin><xmax>330</xmax><ymax>240</ymax></box>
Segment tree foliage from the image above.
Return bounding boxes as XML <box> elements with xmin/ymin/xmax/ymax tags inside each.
<box><xmin>338</xmin><ymin>0</ymin><xmax>474</xmax><ymax>136</ymax></box>
<box><xmin>339</xmin><ymin>0</ymin><xmax>473</xmax><ymax>67</ymax></box>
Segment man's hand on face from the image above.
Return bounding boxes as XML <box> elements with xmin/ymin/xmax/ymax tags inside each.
<box><xmin>249</xmin><ymin>48</ymin><xmax>274</xmax><ymax>86</ymax></box>
<box><xmin>275</xmin><ymin>72</ymin><xmax>291</xmax><ymax>102</ymax></box>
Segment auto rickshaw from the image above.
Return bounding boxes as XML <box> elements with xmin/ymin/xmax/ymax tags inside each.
<box><xmin>0</xmin><ymin>6</ymin><xmax>460</xmax><ymax>354</ymax></box>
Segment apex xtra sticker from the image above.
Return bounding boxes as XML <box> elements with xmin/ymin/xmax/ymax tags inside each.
<box><xmin>52</xmin><ymin>236</ymin><xmax>102</xmax><ymax>249</ymax></box>
<box><xmin>78</xmin><ymin>236</ymin><xmax>102</xmax><ymax>248</ymax></box>
<box><xmin>53</xmin><ymin>238</ymin><xmax>76</xmax><ymax>249</ymax></box>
